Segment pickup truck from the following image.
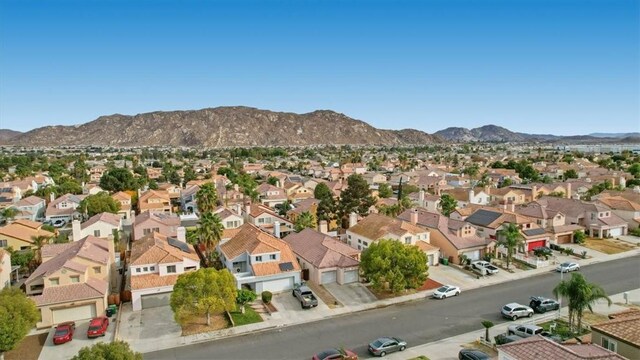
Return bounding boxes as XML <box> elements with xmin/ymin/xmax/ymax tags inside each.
<box><xmin>471</xmin><ymin>260</ymin><xmax>499</xmax><ymax>275</ymax></box>
<box><xmin>292</xmin><ymin>285</ymin><xmax>318</xmax><ymax>309</ymax></box>
<box><xmin>507</xmin><ymin>324</ymin><xmax>544</xmax><ymax>338</ymax></box>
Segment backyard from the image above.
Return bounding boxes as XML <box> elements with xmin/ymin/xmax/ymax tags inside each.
<box><xmin>582</xmin><ymin>237</ymin><xmax>636</xmax><ymax>255</ymax></box>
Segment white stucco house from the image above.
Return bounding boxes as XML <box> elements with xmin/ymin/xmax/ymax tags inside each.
<box><xmin>71</xmin><ymin>212</ymin><xmax>123</xmax><ymax>241</ymax></box>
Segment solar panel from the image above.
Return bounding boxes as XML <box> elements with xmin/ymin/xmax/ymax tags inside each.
<box><xmin>279</xmin><ymin>262</ymin><xmax>294</xmax><ymax>271</ymax></box>
<box><xmin>466</xmin><ymin>209</ymin><xmax>502</xmax><ymax>227</ymax></box>
<box><xmin>168</xmin><ymin>237</ymin><xmax>191</xmax><ymax>253</ymax></box>
<box><xmin>523</xmin><ymin>228</ymin><xmax>545</xmax><ymax>236</ymax></box>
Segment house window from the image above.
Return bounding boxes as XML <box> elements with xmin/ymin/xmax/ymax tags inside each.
<box><xmin>348</xmin><ymin>235</ymin><xmax>351</xmax><ymax>240</ymax></box>
<box><xmin>153</xmin><ymin>227</ymin><xmax>160</xmax><ymax>233</ymax></box>
<box><xmin>405</xmin><ymin>237</ymin><xmax>412</xmax><ymax>244</ymax></box>
<box><xmin>166</xmin><ymin>265</ymin><xmax>176</xmax><ymax>273</ymax></box>
<box><xmin>357</xmin><ymin>245</ymin><xmax>361</xmax><ymax>250</ymax></box>
<box><xmin>601</xmin><ymin>337</ymin><xmax>616</xmax><ymax>352</ymax></box>
<box><xmin>0</xmin><ymin>240</ymin><xmax>6</xmax><ymax>248</ymax></box>
<box><xmin>49</xmin><ymin>278</ymin><xmax>59</xmax><ymax>285</ymax></box>
<box><xmin>93</xmin><ymin>266</ymin><xmax>101</xmax><ymax>274</ymax></box>
<box><xmin>269</xmin><ymin>254</ymin><xmax>276</xmax><ymax>260</ymax></box>
<box><xmin>358</xmin><ymin>239</ymin><xmax>362</xmax><ymax>244</ymax></box>
<box><xmin>136</xmin><ymin>268</ymin><xmax>141</xmax><ymax>273</ymax></box>
<box><xmin>93</xmin><ymin>230</ymin><xmax>101</xmax><ymax>237</ymax></box>
<box><xmin>150</xmin><ymin>266</ymin><xmax>155</xmax><ymax>271</ymax></box>
<box><xmin>255</xmin><ymin>256</ymin><xmax>262</xmax><ymax>262</ymax></box>
<box><xmin>70</xmin><ymin>276</ymin><xmax>80</xmax><ymax>283</ymax></box>
<box><xmin>185</xmin><ymin>266</ymin><xmax>197</xmax><ymax>272</ymax></box>
<box><xmin>143</xmin><ymin>229</ymin><xmax>151</xmax><ymax>235</ymax></box>
<box><xmin>258</xmin><ymin>218</ymin><xmax>265</xmax><ymax>224</ymax></box>
<box><xmin>363</xmin><ymin>241</ymin><xmax>369</xmax><ymax>246</ymax></box>
<box><xmin>143</xmin><ymin>267</ymin><xmax>148</xmax><ymax>272</ymax></box>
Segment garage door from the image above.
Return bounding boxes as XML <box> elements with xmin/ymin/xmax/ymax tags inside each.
<box><xmin>321</xmin><ymin>270</ymin><xmax>337</xmax><ymax>284</ymax></box>
<box><xmin>52</xmin><ymin>304</ymin><xmax>96</xmax><ymax>324</ymax></box>
<box><xmin>142</xmin><ymin>292</ymin><xmax>172</xmax><ymax>309</ymax></box>
<box><xmin>609</xmin><ymin>228</ymin><xmax>622</xmax><ymax>237</ymax></box>
<box><xmin>557</xmin><ymin>234</ymin><xmax>572</xmax><ymax>244</ymax></box>
<box><xmin>261</xmin><ymin>277</ymin><xmax>294</xmax><ymax>293</ymax></box>
<box><xmin>463</xmin><ymin>250</ymin><xmax>481</xmax><ymax>261</ymax></box>
<box><xmin>528</xmin><ymin>240</ymin><xmax>546</xmax><ymax>251</ymax></box>
<box><xmin>342</xmin><ymin>270</ymin><xmax>358</xmax><ymax>284</ymax></box>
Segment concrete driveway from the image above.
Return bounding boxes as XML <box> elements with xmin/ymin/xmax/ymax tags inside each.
<box><xmin>38</xmin><ymin>317</ymin><xmax>116</xmax><ymax>360</ymax></box>
<box><xmin>269</xmin><ymin>292</ymin><xmax>330</xmax><ymax>323</ymax></box>
<box><xmin>116</xmin><ymin>303</ymin><xmax>182</xmax><ymax>354</ymax></box>
<box><xmin>324</xmin><ymin>283</ymin><xmax>377</xmax><ymax>306</ymax></box>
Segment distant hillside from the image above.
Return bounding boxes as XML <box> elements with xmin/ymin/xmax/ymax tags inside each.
<box><xmin>588</xmin><ymin>132</ymin><xmax>640</xmax><ymax>138</ymax></box>
<box><xmin>8</xmin><ymin>107</ymin><xmax>441</xmax><ymax>147</ymax></box>
<box><xmin>435</xmin><ymin>125</ymin><xmax>526</xmax><ymax>142</ymax></box>
<box><xmin>0</xmin><ymin>129</ymin><xmax>23</xmax><ymax>143</ymax></box>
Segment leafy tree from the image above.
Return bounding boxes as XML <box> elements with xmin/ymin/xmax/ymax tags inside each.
<box><xmin>463</xmin><ymin>164</ymin><xmax>480</xmax><ymax>179</ymax></box>
<box><xmin>360</xmin><ymin>239</ymin><xmax>428</xmax><ymax>294</ymax></box>
<box><xmin>338</xmin><ymin>174</ymin><xmax>375</xmax><ymax>228</ymax></box>
<box><xmin>79</xmin><ymin>192</ymin><xmax>121</xmax><ymax>218</ymax></box>
<box><xmin>236</xmin><ymin>289</ymin><xmax>257</xmax><ymax>314</ymax></box>
<box><xmin>294</xmin><ymin>211</ymin><xmax>316</xmax><ymax>232</ymax></box>
<box><xmin>8</xmin><ymin>248</ymin><xmax>34</xmax><ymax>270</ymax></box>
<box><xmin>563</xmin><ymin>169</ymin><xmax>578</xmax><ymax>180</ymax></box>
<box><xmin>195</xmin><ymin>183</ymin><xmax>218</xmax><ymax>214</ymax></box>
<box><xmin>99</xmin><ymin>168</ymin><xmax>138</xmax><ymax>192</ymax></box>
<box><xmin>71</xmin><ymin>340</ymin><xmax>142</xmax><ymax>360</ymax></box>
<box><xmin>182</xmin><ymin>166</ymin><xmax>197</xmax><ymax>184</ymax></box>
<box><xmin>170</xmin><ymin>268</ymin><xmax>237</xmax><ymax>326</ymax></box>
<box><xmin>499</xmin><ymin>178</ymin><xmax>513</xmax><ymax>188</ymax></box>
<box><xmin>497</xmin><ymin>223</ymin><xmax>524</xmax><ymax>269</ymax></box>
<box><xmin>57</xmin><ymin>178</ymin><xmax>83</xmax><ymax>195</ymax></box>
<box><xmin>553</xmin><ymin>273</ymin><xmax>611</xmax><ymax>332</ymax></box>
<box><xmin>438</xmin><ymin>194</ymin><xmax>457</xmax><ymax>217</ymax></box>
<box><xmin>314</xmin><ymin>183</ymin><xmax>335</xmax><ymax>223</ymax></box>
<box><xmin>0</xmin><ymin>208</ymin><xmax>18</xmax><ymax>223</ymax></box>
<box><xmin>628</xmin><ymin>163</ymin><xmax>640</xmax><ymax>177</ymax></box>
<box><xmin>275</xmin><ymin>200</ymin><xmax>292</xmax><ymax>217</ymax></box>
<box><xmin>198</xmin><ymin>212</ymin><xmax>224</xmax><ymax>255</ymax></box>
<box><xmin>0</xmin><ymin>287</ymin><xmax>39</xmax><ymax>359</ymax></box>
<box><xmin>573</xmin><ymin>230</ymin><xmax>586</xmax><ymax>244</ymax></box>
<box><xmin>267</xmin><ymin>176</ymin><xmax>279</xmax><ymax>186</ymax></box>
<box><xmin>377</xmin><ymin>183</ymin><xmax>393</xmax><ymax>198</ymax></box>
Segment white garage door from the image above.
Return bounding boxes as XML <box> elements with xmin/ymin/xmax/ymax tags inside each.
<box><xmin>142</xmin><ymin>292</ymin><xmax>172</xmax><ymax>309</ymax></box>
<box><xmin>342</xmin><ymin>270</ymin><xmax>358</xmax><ymax>284</ymax></box>
<box><xmin>261</xmin><ymin>277</ymin><xmax>294</xmax><ymax>293</ymax></box>
<box><xmin>609</xmin><ymin>228</ymin><xmax>622</xmax><ymax>237</ymax></box>
<box><xmin>52</xmin><ymin>304</ymin><xmax>96</xmax><ymax>324</ymax></box>
<box><xmin>321</xmin><ymin>270</ymin><xmax>337</xmax><ymax>284</ymax></box>
<box><xmin>464</xmin><ymin>250</ymin><xmax>481</xmax><ymax>261</ymax></box>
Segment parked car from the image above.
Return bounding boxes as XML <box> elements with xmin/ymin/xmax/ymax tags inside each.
<box><xmin>293</xmin><ymin>284</ymin><xmax>318</xmax><ymax>309</ymax></box>
<box><xmin>501</xmin><ymin>303</ymin><xmax>534</xmax><ymax>320</ymax></box>
<box><xmin>368</xmin><ymin>337</ymin><xmax>407</xmax><ymax>357</ymax></box>
<box><xmin>312</xmin><ymin>348</ymin><xmax>358</xmax><ymax>360</ymax></box>
<box><xmin>529</xmin><ymin>296</ymin><xmax>560</xmax><ymax>313</ymax></box>
<box><xmin>52</xmin><ymin>219</ymin><xmax>66</xmax><ymax>228</ymax></box>
<box><xmin>52</xmin><ymin>321</ymin><xmax>75</xmax><ymax>345</ymax></box>
<box><xmin>556</xmin><ymin>262</ymin><xmax>580</xmax><ymax>273</ymax></box>
<box><xmin>470</xmin><ymin>260</ymin><xmax>499</xmax><ymax>275</ymax></box>
<box><xmin>458</xmin><ymin>349</ymin><xmax>490</xmax><ymax>360</ymax></box>
<box><xmin>507</xmin><ymin>324</ymin><xmax>544</xmax><ymax>338</ymax></box>
<box><xmin>87</xmin><ymin>316</ymin><xmax>109</xmax><ymax>338</ymax></box>
<box><xmin>433</xmin><ymin>285</ymin><xmax>461</xmax><ymax>299</ymax></box>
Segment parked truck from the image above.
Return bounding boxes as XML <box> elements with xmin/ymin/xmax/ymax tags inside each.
<box><xmin>471</xmin><ymin>260</ymin><xmax>500</xmax><ymax>275</ymax></box>
<box><xmin>292</xmin><ymin>284</ymin><xmax>318</xmax><ymax>309</ymax></box>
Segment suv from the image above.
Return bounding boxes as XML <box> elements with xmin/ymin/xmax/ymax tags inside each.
<box><xmin>501</xmin><ymin>303</ymin><xmax>534</xmax><ymax>320</ymax></box>
<box><xmin>507</xmin><ymin>324</ymin><xmax>544</xmax><ymax>338</ymax></box>
<box><xmin>530</xmin><ymin>296</ymin><xmax>560</xmax><ymax>313</ymax></box>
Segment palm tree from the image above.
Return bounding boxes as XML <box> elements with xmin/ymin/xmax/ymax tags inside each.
<box><xmin>553</xmin><ymin>273</ymin><xmax>611</xmax><ymax>332</ymax></box>
<box><xmin>198</xmin><ymin>212</ymin><xmax>224</xmax><ymax>256</ymax></box>
<box><xmin>31</xmin><ymin>235</ymin><xmax>52</xmax><ymax>266</ymax></box>
<box><xmin>294</xmin><ymin>211</ymin><xmax>316</xmax><ymax>232</ymax></box>
<box><xmin>481</xmin><ymin>320</ymin><xmax>494</xmax><ymax>342</ymax></box>
<box><xmin>497</xmin><ymin>223</ymin><xmax>524</xmax><ymax>269</ymax></box>
<box><xmin>195</xmin><ymin>183</ymin><xmax>218</xmax><ymax>214</ymax></box>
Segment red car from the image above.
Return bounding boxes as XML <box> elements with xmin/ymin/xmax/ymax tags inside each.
<box><xmin>52</xmin><ymin>321</ymin><xmax>75</xmax><ymax>345</ymax></box>
<box><xmin>313</xmin><ymin>348</ymin><xmax>358</xmax><ymax>360</ymax></box>
<box><xmin>87</xmin><ymin>316</ymin><xmax>109</xmax><ymax>338</ymax></box>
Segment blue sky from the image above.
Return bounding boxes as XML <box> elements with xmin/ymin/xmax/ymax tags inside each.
<box><xmin>0</xmin><ymin>0</ymin><xmax>638</xmax><ymax>135</ymax></box>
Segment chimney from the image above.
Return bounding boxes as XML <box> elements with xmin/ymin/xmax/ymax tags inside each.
<box><xmin>469</xmin><ymin>189</ymin><xmax>475</xmax><ymax>204</ymax></box>
<box><xmin>349</xmin><ymin>212</ymin><xmax>358</xmax><ymax>228</ymax></box>
<box><xmin>510</xmin><ymin>203</ymin><xmax>515</xmax><ymax>212</ymax></box>
<box><xmin>49</xmin><ymin>192</ymin><xmax>55</xmax><ymax>203</ymax></box>
<box><xmin>565</xmin><ymin>182</ymin><xmax>572</xmax><ymax>199</ymax></box>
<box><xmin>234</xmin><ymin>203</ymin><xmax>242</xmax><ymax>216</ymax></box>
<box><xmin>418</xmin><ymin>190</ymin><xmax>425</xmax><ymax>208</ymax></box>
<box><xmin>245</xmin><ymin>202</ymin><xmax>251</xmax><ymax>222</ymax></box>
<box><xmin>137</xmin><ymin>188</ymin><xmax>142</xmax><ymax>199</ymax></box>
<box><xmin>319</xmin><ymin>220</ymin><xmax>328</xmax><ymax>234</ymax></box>
<box><xmin>531</xmin><ymin>185</ymin><xmax>537</xmax><ymax>201</ymax></box>
<box><xmin>72</xmin><ymin>220</ymin><xmax>82</xmax><ymax>242</ymax></box>
<box><xmin>176</xmin><ymin>226</ymin><xmax>186</xmax><ymax>242</ymax></box>
<box><xmin>274</xmin><ymin>221</ymin><xmax>281</xmax><ymax>238</ymax></box>
<box><xmin>410</xmin><ymin>209</ymin><xmax>418</xmax><ymax>225</ymax></box>
<box><xmin>233</xmin><ymin>184</ymin><xmax>239</xmax><ymax>192</ymax></box>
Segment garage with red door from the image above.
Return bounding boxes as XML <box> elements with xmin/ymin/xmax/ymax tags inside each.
<box><xmin>527</xmin><ymin>240</ymin><xmax>546</xmax><ymax>251</ymax></box>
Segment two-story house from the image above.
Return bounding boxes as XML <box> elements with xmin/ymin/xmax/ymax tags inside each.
<box><xmin>515</xmin><ymin>202</ymin><xmax>583</xmax><ymax>245</ymax></box>
<box><xmin>596</xmin><ymin>196</ymin><xmax>640</xmax><ymax>229</ymax></box>
<box><xmin>10</xmin><ymin>195</ymin><xmax>46</xmax><ymax>222</ymax></box>
<box><xmin>25</xmin><ymin>235</ymin><xmax>114</xmax><ymax>328</ymax></box>
<box><xmin>45</xmin><ymin>193</ymin><xmax>86</xmax><ymax>223</ymax></box>
<box><xmin>0</xmin><ymin>219</ymin><xmax>55</xmax><ymax>250</ymax></box>
<box><xmin>132</xmin><ymin>212</ymin><xmax>180</xmax><ymax>241</ymax></box>
<box><xmin>590</xmin><ymin>308</ymin><xmax>640</xmax><ymax>360</ymax></box>
<box><xmin>465</xmin><ymin>208</ymin><xmax>550</xmax><ymax>252</ymax></box>
<box><xmin>442</xmin><ymin>188</ymin><xmax>492</xmax><ymax>208</ymax></box>
<box><xmin>244</xmin><ymin>203</ymin><xmax>294</xmax><ymax>238</ymax></box>
<box><xmin>128</xmin><ymin>231</ymin><xmax>200</xmax><ymax>310</ymax></box>
<box><xmin>213</xmin><ymin>206</ymin><xmax>244</xmax><ymax>229</ymax></box>
<box><xmin>138</xmin><ymin>190</ymin><xmax>172</xmax><ymax>214</ymax></box>
<box><xmin>218</xmin><ymin>223</ymin><xmax>301</xmax><ymax>293</ymax></box>
<box><xmin>71</xmin><ymin>212</ymin><xmax>123</xmax><ymax>241</ymax></box>
<box><xmin>256</xmin><ymin>183</ymin><xmax>288</xmax><ymax>208</ymax></box>
<box><xmin>112</xmin><ymin>191</ymin><xmax>133</xmax><ymax>220</ymax></box>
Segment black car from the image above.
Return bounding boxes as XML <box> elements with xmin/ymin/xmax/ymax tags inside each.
<box><xmin>459</xmin><ymin>349</ymin><xmax>490</xmax><ymax>360</ymax></box>
<box><xmin>532</xmin><ymin>246</ymin><xmax>553</xmax><ymax>257</ymax></box>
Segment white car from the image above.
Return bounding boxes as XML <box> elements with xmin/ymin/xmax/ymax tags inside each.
<box><xmin>556</xmin><ymin>262</ymin><xmax>580</xmax><ymax>273</ymax></box>
<box><xmin>432</xmin><ymin>285</ymin><xmax>461</xmax><ymax>299</ymax></box>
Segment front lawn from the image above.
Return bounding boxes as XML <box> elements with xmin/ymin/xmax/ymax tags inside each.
<box><xmin>538</xmin><ymin>319</ymin><xmax>590</xmax><ymax>339</ymax></box>
<box><xmin>230</xmin><ymin>306</ymin><xmax>263</xmax><ymax>326</ymax></box>
<box><xmin>5</xmin><ymin>333</ymin><xmax>47</xmax><ymax>360</ymax></box>
<box><xmin>582</xmin><ymin>238</ymin><xmax>635</xmax><ymax>254</ymax></box>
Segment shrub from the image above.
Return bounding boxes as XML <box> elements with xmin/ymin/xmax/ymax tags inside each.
<box><xmin>581</xmin><ymin>250</ymin><xmax>587</xmax><ymax>259</ymax></box>
<box><xmin>483</xmin><ymin>253</ymin><xmax>495</xmax><ymax>262</ymax></box>
<box><xmin>261</xmin><ymin>291</ymin><xmax>272</xmax><ymax>304</ymax></box>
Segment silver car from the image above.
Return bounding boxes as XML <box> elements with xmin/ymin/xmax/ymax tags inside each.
<box><xmin>501</xmin><ymin>303</ymin><xmax>534</xmax><ymax>320</ymax></box>
<box><xmin>368</xmin><ymin>337</ymin><xmax>407</xmax><ymax>357</ymax></box>
<box><xmin>556</xmin><ymin>262</ymin><xmax>580</xmax><ymax>273</ymax></box>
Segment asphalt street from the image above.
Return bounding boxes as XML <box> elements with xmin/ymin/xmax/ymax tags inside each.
<box><xmin>146</xmin><ymin>255</ymin><xmax>640</xmax><ymax>360</ymax></box>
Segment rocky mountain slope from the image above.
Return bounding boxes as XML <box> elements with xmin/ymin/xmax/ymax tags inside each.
<box><xmin>6</xmin><ymin>107</ymin><xmax>441</xmax><ymax>147</ymax></box>
<box><xmin>0</xmin><ymin>129</ymin><xmax>23</xmax><ymax>142</ymax></box>
<box><xmin>435</xmin><ymin>125</ymin><xmax>527</xmax><ymax>142</ymax></box>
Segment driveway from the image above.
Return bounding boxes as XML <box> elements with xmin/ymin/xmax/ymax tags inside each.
<box><xmin>324</xmin><ymin>282</ymin><xmax>377</xmax><ymax>306</ymax></box>
<box><xmin>39</xmin><ymin>317</ymin><xmax>116</xmax><ymax>360</ymax></box>
<box><xmin>269</xmin><ymin>291</ymin><xmax>330</xmax><ymax>324</ymax></box>
<box><xmin>116</xmin><ymin>303</ymin><xmax>182</xmax><ymax>354</ymax></box>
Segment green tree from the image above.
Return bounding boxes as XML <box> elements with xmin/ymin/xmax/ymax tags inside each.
<box><xmin>360</xmin><ymin>239</ymin><xmax>428</xmax><ymax>294</ymax></box>
<box><xmin>563</xmin><ymin>169</ymin><xmax>578</xmax><ymax>180</ymax></box>
<box><xmin>195</xmin><ymin>183</ymin><xmax>218</xmax><ymax>214</ymax></box>
<box><xmin>99</xmin><ymin>168</ymin><xmax>138</xmax><ymax>192</ymax></box>
<box><xmin>236</xmin><ymin>289</ymin><xmax>257</xmax><ymax>314</ymax></box>
<box><xmin>170</xmin><ymin>268</ymin><xmax>237</xmax><ymax>326</ymax></box>
<box><xmin>71</xmin><ymin>340</ymin><xmax>142</xmax><ymax>360</ymax></box>
<box><xmin>499</xmin><ymin>178</ymin><xmax>513</xmax><ymax>188</ymax></box>
<box><xmin>573</xmin><ymin>230</ymin><xmax>586</xmax><ymax>244</ymax></box>
<box><xmin>314</xmin><ymin>183</ymin><xmax>335</xmax><ymax>223</ymax></box>
<box><xmin>438</xmin><ymin>194</ymin><xmax>457</xmax><ymax>217</ymax></box>
<box><xmin>0</xmin><ymin>208</ymin><xmax>18</xmax><ymax>223</ymax></box>
<box><xmin>294</xmin><ymin>211</ymin><xmax>316</xmax><ymax>232</ymax></box>
<box><xmin>0</xmin><ymin>287</ymin><xmax>39</xmax><ymax>359</ymax></box>
<box><xmin>481</xmin><ymin>320</ymin><xmax>494</xmax><ymax>342</ymax></box>
<box><xmin>79</xmin><ymin>192</ymin><xmax>121</xmax><ymax>218</ymax></box>
<box><xmin>553</xmin><ymin>273</ymin><xmax>611</xmax><ymax>332</ymax></box>
<box><xmin>267</xmin><ymin>176</ymin><xmax>279</xmax><ymax>186</ymax></box>
<box><xmin>198</xmin><ymin>212</ymin><xmax>224</xmax><ymax>255</ymax></box>
<box><xmin>275</xmin><ymin>200</ymin><xmax>292</xmax><ymax>217</ymax></box>
<box><xmin>497</xmin><ymin>223</ymin><xmax>524</xmax><ymax>270</ymax></box>
<box><xmin>182</xmin><ymin>166</ymin><xmax>197</xmax><ymax>184</ymax></box>
<box><xmin>31</xmin><ymin>234</ymin><xmax>52</xmax><ymax>266</ymax></box>
<box><xmin>377</xmin><ymin>183</ymin><xmax>393</xmax><ymax>198</ymax></box>
<box><xmin>338</xmin><ymin>174</ymin><xmax>375</xmax><ymax>228</ymax></box>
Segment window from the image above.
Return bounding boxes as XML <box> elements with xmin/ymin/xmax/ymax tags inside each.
<box><xmin>185</xmin><ymin>266</ymin><xmax>197</xmax><ymax>272</ymax></box>
<box><xmin>269</xmin><ymin>254</ymin><xmax>276</xmax><ymax>260</ymax></box>
<box><xmin>136</xmin><ymin>268</ymin><xmax>141</xmax><ymax>273</ymax></box>
<box><xmin>363</xmin><ymin>241</ymin><xmax>369</xmax><ymax>246</ymax></box>
<box><xmin>153</xmin><ymin>227</ymin><xmax>160</xmax><ymax>233</ymax></box>
<box><xmin>258</xmin><ymin>218</ymin><xmax>265</xmax><ymax>224</ymax></box>
<box><xmin>255</xmin><ymin>256</ymin><xmax>262</xmax><ymax>262</ymax></box>
<box><xmin>50</xmin><ymin>278</ymin><xmax>59</xmax><ymax>285</ymax></box>
<box><xmin>358</xmin><ymin>239</ymin><xmax>362</xmax><ymax>244</ymax></box>
<box><xmin>93</xmin><ymin>266</ymin><xmax>101</xmax><ymax>274</ymax></box>
<box><xmin>93</xmin><ymin>230</ymin><xmax>101</xmax><ymax>237</ymax></box>
<box><xmin>70</xmin><ymin>276</ymin><xmax>80</xmax><ymax>283</ymax></box>
<box><xmin>143</xmin><ymin>267</ymin><xmax>148</xmax><ymax>272</ymax></box>
<box><xmin>0</xmin><ymin>240</ymin><xmax>6</xmax><ymax>248</ymax></box>
<box><xmin>405</xmin><ymin>237</ymin><xmax>412</xmax><ymax>244</ymax></box>
<box><xmin>150</xmin><ymin>266</ymin><xmax>155</xmax><ymax>271</ymax></box>
<box><xmin>602</xmin><ymin>337</ymin><xmax>617</xmax><ymax>352</ymax></box>
<box><xmin>143</xmin><ymin>229</ymin><xmax>152</xmax><ymax>235</ymax></box>
<box><xmin>166</xmin><ymin>265</ymin><xmax>176</xmax><ymax>273</ymax></box>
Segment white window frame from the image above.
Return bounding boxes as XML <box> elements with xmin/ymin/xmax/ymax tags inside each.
<box><xmin>601</xmin><ymin>337</ymin><xmax>617</xmax><ymax>352</ymax></box>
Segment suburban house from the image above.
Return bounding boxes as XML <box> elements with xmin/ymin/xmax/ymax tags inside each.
<box><xmin>515</xmin><ymin>202</ymin><xmax>583</xmax><ymax>244</ymax></box>
<box><xmin>157</xmin><ymin>182</ymin><xmax>181</xmax><ymax>200</ymax></box>
<box><xmin>71</xmin><ymin>212</ymin><xmax>123</xmax><ymax>241</ymax></box>
<box><xmin>10</xmin><ymin>195</ymin><xmax>46</xmax><ymax>222</ymax></box>
<box><xmin>511</xmin><ymin>183</ymin><xmax>572</xmax><ymax>201</ymax></box>
<box><xmin>180</xmin><ymin>184</ymin><xmax>200</xmax><ymax>214</ymax></box>
<box><xmin>287</xmin><ymin>198</ymin><xmax>319</xmax><ymax>229</ymax></box>
<box><xmin>256</xmin><ymin>183</ymin><xmax>288</xmax><ymax>208</ymax></box>
<box><xmin>0</xmin><ymin>219</ymin><xmax>55</xmax><ymax>250</ymax></box>
<box><xmin>244</xmin><ymin>203</ymin><xmax>294</xmax><ymax>238</ymax></box>
<box><xmin>218</xmin><ymin>223</ymin><xmax>301</xmax><ymax>293</ymax></box>
<box><xmin>45</xmin><ymin>193</ymin><xmax>86</xmax><ymax>223</ymax></box>
<box><xmin>284</xmin><ymin>182</ymin><xmax>314</xmax><ymax>202</ymax></box>
<box><xmin>137</xmin><ymin>190</ymin><xmax>172</xmax><ymax>214</ymax></box>
<box><xmin>83</xmin><ymin>184</ymin><xmax>104</xmax><ymax>195</ymax></box>
<box><xmin>132</xmin><ymin>212</ymin><xmax>181</xmax><ymax>241</ymax></box>
<box><xmin>488</xmin><ymin>187</ymin><xmax>527</xmax><ymax>205</ymax></box>
<box><xmin>128</xmin><ymin>231</ymin><xmax>200</xmax><ymax>311</ymax></box>
<box><xmin>497</xmin><ymin>334</ymin><xmax>625</xmax><ymax>360</ymax></box>
<box><xmin>362</xmin><ymin>172</ymin><xmax>387</xmax><ymax>185</ymax></box>
<box><xmin>0</xmin><ymin>248</ymin><xmax>10</xmax><ymax>288</ymax></box>
<box><xmin>25</xmin><ymin>235</ymin><xmax>114</xmax><ymax>328</ymax></box>
<box><xmin>398</xmin><ymin>208</ymin><xmax>490</xmax><ymax>264</ymax></box>
<box><xmin>111</xmin><ymin>191</ymin><xmax>133</xmax><ymax>220</ymax></box>
<box><xmin>346</xmin><ymin>213</ymin><xmax>440</xmax><ymax>266</ymax></box>
<box><xmin>596</xmin><ymin>196</ymin><xmax>640</xmax><ymax>229</ymax></box>
<box><xmin>213</xmin><ymin>206</ymin><xmax>245</xmax><ymax>229</ymax></box>
<box><xmin>590</xmin><ymin>308</ymin><xmax>640</xmax><ymax>360</ymax></box>
<box><xmin>465</xmin><ymin>208</ymin><xmax>550</xmax><ymax>252</ymax></box>
<box><xmin>442</xmin><ymin>187</ymin><xmax>492</xmax><ymax>208</ymax></box>
<box><xmin>284</xmin><ymin>228</ymin><xmax>360</xmax><ymax>285</ymax></box>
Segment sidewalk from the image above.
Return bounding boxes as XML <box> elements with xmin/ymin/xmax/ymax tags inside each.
<box><xmin>118</xmin><ymin>246</ymin><xmax>640</xmax><ymax>354</ymax></box>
